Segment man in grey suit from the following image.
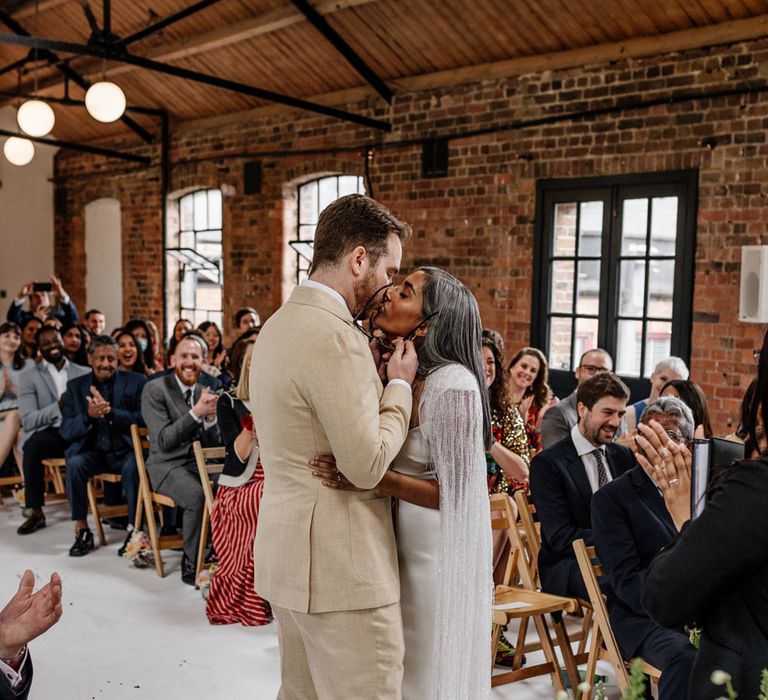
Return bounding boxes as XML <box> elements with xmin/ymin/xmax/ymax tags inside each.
<box><xmin>16</xmin><ymin>327</ymin><xmax>90</xmax><ymax>535</ymax></box>
<box><xmin>141</xmin><ymin>334</ymin><xmax>221</xmax><ymax>585</ymax></box>
<box><xmin>540</xmin><ymin>348</ymin><xmax>614</xmax><ymax>449</ymax></box>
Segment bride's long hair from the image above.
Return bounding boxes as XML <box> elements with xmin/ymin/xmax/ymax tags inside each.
<box><xmin>415</xmin><ymin>266</ymin><xmax>493</xmax><ymax>449</ymax></box>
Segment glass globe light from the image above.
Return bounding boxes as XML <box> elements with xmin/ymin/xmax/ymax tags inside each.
<box><xmin>17</xmin><ymin>99</ymin><xmax>55</xmax><ymax>137</ymax></box>
<box><xmin>3</xmin><ymin>137</ymin><xmax>35</xmax><ymax>166</ymax></box>
<box><xmin>85</xmin><ymin>81</ymin><xmax>126</xmax><ymax>123</ymax></box>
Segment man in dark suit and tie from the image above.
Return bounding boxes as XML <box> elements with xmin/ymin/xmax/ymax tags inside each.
<box><xmin>592</xmin><ymin>395</ymin><xmax>697</xmax><ymax>699</ymax></box>
<box><xmin>16</xmin><ymin>327</ymin><xmax>91</xmax><ymax>536</ymax></box>
<box><xmin>530</xmin><ymin>371</ymin><xmax>635</xmax><ymax>599</ymax></box>
<box><xmin>141</xmin><ymin>333</ymin><xmax>221</xmax><ymax>584</ymax></box>
<box><xmin>60</xmin><ymin>335</ymin><xmax>146</xmax><ymax>557</ymax></box>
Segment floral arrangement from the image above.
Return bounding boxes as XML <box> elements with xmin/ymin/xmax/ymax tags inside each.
<box><xmin>196</xmin><ymin>563</ymin><xmax>218</xmax><ymax>600</ymax></box>
<box><xmin>121</xmin><ymin>528</ymin><xmax>154</xmax><ymax>568</ymax></box>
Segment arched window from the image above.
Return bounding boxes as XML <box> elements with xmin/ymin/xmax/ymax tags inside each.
<box><xmin>289</xmin><ymin>175</ymin><xmax>365</xmax><ymax>284</ymax></box>
<box><xmin>165</xmin><ymin>188</ymin><xmax>223</xmax><ymax>336</ymax></box>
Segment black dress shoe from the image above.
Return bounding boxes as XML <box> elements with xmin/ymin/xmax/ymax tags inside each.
<box><xmin>117</xmin><ymin>528</ymin><xmax>133</xmax><ymax>558</ymax></box>
<box><xmin>69</xmin><ymin>528</ymin><xmax>95</xmax><ymax>557</ymax></box>
<box><xmin>17</xmin><ymin>511</ymin><xmax>46</xmax><ymax>535</ymax></box>
<box><xmin>181</xmin><ymin>553</ymin><xmax>196</xmax><ymax>586</ymax></box>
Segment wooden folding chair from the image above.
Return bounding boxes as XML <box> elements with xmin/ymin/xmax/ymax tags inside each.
<box><xmin>192</xmin><ymin>441</ymin><xmax>225</xmax><ymax>583</ymax></box>
<box><xmin>132</xmin><ymin>424</ymin><xmax>184</xmax><ymax>578</ymax></box>
<box><xmin>40</xmin><ymin>457</ymin><xmax>67</xmax><ymax>497</ymax></box>
<box><xmin>0</xmin><ymin>462</ymin><xmax>24</xmax><ymax>491</ymax></box>
<box><xmin>573</xmin><ymin>539</ymin><xmax>661</xmax><ymax>699</ymax></box>
<box><xmin>86</xmin><ymin>471</ymin><xmax>143</xmax><ymax>547</ymax></box>
<box><xmin>515</xmin><ymin>489</ymin><xmax>593</xmax><ymax>657</ymax></box>
<box><xmin>489</xmin><ymin>493</ymin><xmax>581</xmax><ymax>692</ymax></box>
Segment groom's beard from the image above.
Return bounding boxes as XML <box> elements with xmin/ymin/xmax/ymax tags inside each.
<box><xmin>352</xmin><ymin>268</ymin><xmax>381</xmax><ymax>318</ymax></box>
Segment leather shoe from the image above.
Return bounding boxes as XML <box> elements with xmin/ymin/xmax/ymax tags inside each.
<box><xmin>17</xmin><ymin>511</ymin><xmax>46</xmax><ymax>535</ymax></box>
<box><xmin>181</xmin><ymin>553</ymin><xmax>196</xmax><ymax>586</ymax></box>
<box><xmin>69</xmin><ymin>528</ymin><xmax>95</xmax><ymax>557</ymax></box>
<box><xmin>117</xmin><ymin>528</ymin><xmax>133</xmax><ymax>558</ymax></box>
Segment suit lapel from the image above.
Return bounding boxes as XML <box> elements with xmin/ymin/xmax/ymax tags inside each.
<box><xmin>630</xmin><ymin>466</ymin><xmax>677</xmax><ymax>538</ymax></box>
<box><xmin>164</xmin><ymin>374</ymin><xmax>190</xmax><ymax>417</ymax></box>
<box><xmin>605</xmin><ymin>444</ymin><xmax>626</xmax><ymax>479</ymax></box>
<box><xmin>113</xmin><ymin>372</ymin><xmax>125</xmax><ymax>409</ymax></box>
<box><xmin>38</xmin><ymin>363</ymin><xmax>58</xmax><ymax>401</ymax></box>
<box><xmin>563</xmin><ymin>438</ymin><xmax>594</xmax><ymax>512</ymax></box>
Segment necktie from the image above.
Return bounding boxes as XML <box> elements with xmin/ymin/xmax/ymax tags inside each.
<box><xmin>592</xmin><ymin>448</ymin><xmax>609</xmax><ymax>489</ymax></box>
<box><xmin>184</xmin><ymin>388</ymin><xmax>193</xmax><ymax>409</ymax></box>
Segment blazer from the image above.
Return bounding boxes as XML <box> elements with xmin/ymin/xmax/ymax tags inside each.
<box><xmin>7</xmin><ymin>298</ymin><xmax>78</xmax><ymax>327</ymax></box>
<box><xmin>540</xmin><ymin>389</ymin><xmax>578</xmax><ymax>450</ymax></box>
<box><xmin>642</xmin><ymin>460</ymin><xmax>768</xmax><ymax>700</ymax></box>
<box><xmin>249</xmin><ymin>284</ymin><xmax>412</xmax><ymax>614</ymax></box>
<box><xmin>59</xmin><ymin>370</ymin><xmax>147</xmax><ymax>458</ymax></box>
<box><xmin>216</xmin><ymin>392</ymin><xmax>258</xmax><ymax>487</ymax></box>
<box><xmin>530</xmin><ymin>434</ymin><xmax>635</xmax><ymax>597</ymax></box>
<box><xmin>147</xmin><ymin>367</ymin><xmax>221</xmax><ymax>390</ymax></box>
<box><xmin>0</xmin><ymin>654</ymin><xmax>31</xmax><ymax>700</ymax></box>
<box><xmin>141</xmin><ymin>373</ymin><xmax>221</xmax><ymax>487</ymax></box>
<box><xmin>591</xmin><ymin>465</ymin><xmax>679</xmax><ymax>657</ymax></box>
<box><xmin>17</xmin><ymin>361</ymin><xmax>91</xmax><ymax>446</ymax></box>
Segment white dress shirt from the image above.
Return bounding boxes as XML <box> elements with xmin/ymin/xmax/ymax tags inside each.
<box><xmin>301</xmin><ymin>279</ymin><xmax>411</xmax><ymax>393</ymax></box>
<box><xmin>0</xmin><ymin>647</ymin><xmax>29</xmax><ymax>690</ymax></box>
<box><xmin>43</xmin><ymin>358</ymin><xmax>70</xmax><ymax>398</ymax></box>
<box><xmin>174</xmin><ymin>374</ymin><xmax>217</xmax><ymax>429</ymax></box>
<box><xmin>570</xmin><ymin>423</ymin><xmax>613</xmax><ymax>493</ymax></box>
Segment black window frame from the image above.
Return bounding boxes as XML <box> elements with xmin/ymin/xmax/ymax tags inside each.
<box><xmin>532</xmin><ymin>169</ymin><xmax>698</xmax><ymax>401</ymax></box>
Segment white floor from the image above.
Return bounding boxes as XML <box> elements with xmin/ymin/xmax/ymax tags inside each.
<box><xmin>0</xmin><ymin>497</ymin><xmax>618</xmax><ymax>700</ymax></box>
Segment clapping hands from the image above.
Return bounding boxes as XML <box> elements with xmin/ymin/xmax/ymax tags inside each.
<box><xmin>86</xmin><ymin>386</ymin><xmax>111</xmax><ymax>419</ymax></box>
<box><xmin>192</xmin><ymin>386</ymin><xmax>218</xmax><ymax>420</ymax></box>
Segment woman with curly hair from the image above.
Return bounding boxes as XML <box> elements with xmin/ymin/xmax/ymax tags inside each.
<box><xmin>507</xmin><ymin>346</ymin><xmax>556</xmax><ymax>459</ymax></box>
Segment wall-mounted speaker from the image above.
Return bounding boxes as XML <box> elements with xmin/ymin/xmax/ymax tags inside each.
<box><xmin>421</xmin><ymin>139</ymin><xmax>448</xmax><ymax>178</ymax></box>
<box><xmin>243</xmin><ymin>160</ymin><xmax>262</xmax><ymax>195</ymax></box>
<box><xmin>739</xmin><ymin>245</ymin><xmax>768</xmax><ymax>323</ymax></box>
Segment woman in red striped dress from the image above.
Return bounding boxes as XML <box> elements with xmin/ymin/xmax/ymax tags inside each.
<box><xmin>206</xmin><ymin>334</ymin><xmax>271</xmax><ymax>626</ymax></box>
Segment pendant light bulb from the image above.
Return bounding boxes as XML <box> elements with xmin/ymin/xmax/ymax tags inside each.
<box><xmin>4</xmin><ymin>137</ymin><xmax>35</xmax><ymax>166</ymax></box>
<box><xmin>17</xmin><ymin>99</ymin><xmax>55</xmax><ymax>137</ymax></box>
<box><xmin>85</xmin><ymin>81</ymin><xmax>126</xmax><ymax>123</ymax></box>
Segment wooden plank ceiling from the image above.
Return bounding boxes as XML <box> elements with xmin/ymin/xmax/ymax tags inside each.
<box><xmin>0</xmin><ymin>0</ymin><xmax>766</xmax><ymax>146</ymax></box>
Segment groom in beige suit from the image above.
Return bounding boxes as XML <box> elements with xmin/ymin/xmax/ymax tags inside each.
<box><xmin>250</xmin><ymin>194</ymin><xmax>417</xmax><ymax>699</ymax></box>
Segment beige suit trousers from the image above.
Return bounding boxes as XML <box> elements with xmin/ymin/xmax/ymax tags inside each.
<box><xmin>273</xmin><ymin>602</ymin><xmax>404</xmax><ymax>700</ymax></box>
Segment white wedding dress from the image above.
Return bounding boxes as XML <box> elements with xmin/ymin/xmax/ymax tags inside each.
<box><xmin>392</xmin><ymin>363</ymin><xmax>492</xmax><ymax>700</ymax></box>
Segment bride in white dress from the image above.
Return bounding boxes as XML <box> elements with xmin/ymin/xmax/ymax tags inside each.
<box><xmin>313</xmin><ymin>267</ymin><xmax>493</xmax><ymax>700</ymax></box>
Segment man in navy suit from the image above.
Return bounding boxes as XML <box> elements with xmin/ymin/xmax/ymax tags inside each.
<box><xmin>592</xmin><ymin>396</ymin><xmax>697</xmax><ymax>699</ymax></box>
<box><xmin>530</xmin><ymin>372</ymin><xmax>635</xmax><ymax>599</ymax></box>
<box><xmin>60</xmin><ymin>335</ymin><xmax>146</xmax><ymax>557</ymax></box>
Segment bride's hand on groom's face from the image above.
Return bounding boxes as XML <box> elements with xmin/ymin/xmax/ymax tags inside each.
<box><xmin>309</xmin><ymin>455</ymin><xmax>363</xmax><ymax>491</ymax></box>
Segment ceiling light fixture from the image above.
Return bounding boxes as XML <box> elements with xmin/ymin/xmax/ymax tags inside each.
<box><xmin>17</xmin><ymin>99</ymin><xmax>55</xmax><ymax>137</ymax></box>
<box><xmin>85</xmin><ymin>81</ymin><xmax>126</xmax><ymax>123</ymax></box>
<box><xmin>4</xmin><ymin>136</ymin><xmax>35</xmax><ymax>166</ymax></box>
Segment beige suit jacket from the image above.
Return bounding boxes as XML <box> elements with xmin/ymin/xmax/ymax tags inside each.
<box><xmin>249</xmin><ymin>284</ymin><xmax>412</xmax><ymax>614</ymax></box>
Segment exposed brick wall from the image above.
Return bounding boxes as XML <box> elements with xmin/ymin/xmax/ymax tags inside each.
<box><xmin>54</xmin><ymin>38</ymin><xmax>768</xmax><ymax>433</ymax></box>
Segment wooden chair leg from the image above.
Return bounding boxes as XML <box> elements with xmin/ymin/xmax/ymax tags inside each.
<box><xmin>532</xmin><ymin>613</ymin><xmax>566</xmax><ymax>693</ymax></box>
<box><xmin>577</xmin><ymin>607</ymin><xmax>593</xmax><ymax>655</ymax></box>
<box><xmin>86</xmin><ymin>479</ymin><xmax>107</xmax><ymax>546</ymax></box>
<box><xmin>553</xmin><ymin>615</ymin><xmax>581</xmax><ymax>693</ymax></box>
<box><xmin>490</xmin><ymin>623</ymin><xmax>502</xmax><ymax>673</ymax></box>
<box><xmin>582</xmin><ymin>625</ymin><xmax>602</xmax><ymax>700</ymax></box>
<box><xmin>139</xmin><ymin>481</ymin><xmax>165</xmax><ymax>577</ymax></box>
<box><xmin>513</xmin><ymin>616</ymin><xmax>528</xmax><ymax>671</ymax></box>
<box><xmin>134</xmin><ymin>495</ymin><xmax>143</xmax><ymax>532</ymax></box>
<box><xmin>195</xmin><ymin>509</ymin><xmax>209</xmax><ymax>584</ymax></box>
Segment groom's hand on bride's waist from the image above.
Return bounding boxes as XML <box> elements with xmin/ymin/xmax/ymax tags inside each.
<box><xmin>309</xmin><ymin>455</ymin><xmax>365</xmax><ymax>491</ymax></box>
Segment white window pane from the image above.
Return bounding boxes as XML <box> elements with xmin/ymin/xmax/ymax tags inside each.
<box><xmin>573</xmin><ymin>317</ymin><xmax>599</xmax><ymax>368</ymax></box>
<box><xmin>180</xmin><ymin>230</ymin><xmax>194</xmax><ymax>249</ymax></box>
<box><xmin>299</xmin><ymin>181</ymin><xmax>318</xmax><ymax>225</ymax></box>
<box><xmin>299</xmin><ymin>224</ymin><xmax>316</xmax><ymax>242</ymax></box>
<box><xmin>621</xmin><ymin>198</ymin><xmax>648</xmax><ymax>255</ymax></box>
<box><xmin>553</xmin><ymin>202</ymin><xmax>577</xmax><ymax>256</ymax></box>
<box><xmin>207</xmin><ymin>189</ymin><xmax>222</xmax><ymax>230</ymax></box>
<box><xmin>618</xmin><ymin>260</ymin><xmax>645</xmax><ymax>316</ymax></box>
<box><xmin>318</xmin><ymin>177</ymin><xmax>338</xmax><ymax>214</ymax></box>
<box><xmin>576</xmin><ymin>261</ymin><xmax>600</xmax><ymax>315</ymax></box>
<box><xmin>548</xmin><ymin>316</ymin><xmax>572</xmax><ymax>371</ymax></box>
<box><xmin>550</xmin><ymin>260</ymin><xmax>574</xmax><ymax>313</ymax></box>
<box><xmin>578</xmin><ymin>201</ymin><xmax>603</xmax><ymax>256</ymax></box>
<box><xmin>338</xmin><ymin>176</ymin><xmax>360</xmax><ymax>197</ymax></box>
<box><xmin>616</xmin><ymin>319</ymin><xmax>643</xmax><ymax>377</ymax></box>
<box><xmin>180</xmin><ymin>194</ymin><xmax>194</xmax><ymax>231</ymax></box>
<box><xmin>647</xmin><ymin>260</ymin><xmax>674</xmax><ymax>319</ymax></box>
<box><xmin>194</xmin><ymin>190</ymin><xmax>207</xmax><ymax>230</ymax></box>
<box><xmin>650</xmin><ymin>196</ymin><xmax>678</xmax><ymax>255</ymax></box>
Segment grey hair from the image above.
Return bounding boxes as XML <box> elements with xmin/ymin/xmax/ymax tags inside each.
<box><xmin>88</xmin><ymin>334</ymin><xmax>117</xmax><ymax>355</ymax></box>
<box><xmin>415</xmin><ymin>267</ymin><xmax>492</xmax><ymax>449</ymax></box>
<box><xmin>653</xmin><ymin>356</ymin><xmax>689</xmax><ymax>381</ymax></box>
<box><xmin>641</xmin><ymin>395</ymin><xmax>695</xmax><ymax>444</ymax></box>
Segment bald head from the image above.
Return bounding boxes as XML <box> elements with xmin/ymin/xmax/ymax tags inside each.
<box><xmin>575</xmin><ymin>348</ymin><xmax>613</xmax><ymax>386</ymax></box>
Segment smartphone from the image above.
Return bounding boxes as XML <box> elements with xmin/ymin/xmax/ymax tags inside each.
<box><xmin>32</xmin><ymin>282</ymin><xmax>53</xmax><ymax>293</ymax></box>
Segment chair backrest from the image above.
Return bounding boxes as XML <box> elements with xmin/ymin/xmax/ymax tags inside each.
<box><xmin>131</xmin><ymin>424</ymin><xmax>152</xmax><ymax>488</ymax></box>
<box><xmin>490</xmin><ymin>492</ymin><xmax>538</xmax><ymax>591</ymax></box>
<box><xmin>192</xmin><ymin>441</ymin><xmax>226</xmax><ymax>511</ymax></box>
<box><xmin>514</xmin><ymin>490</ymin><xmax>542</xmax><ymax>588</ymax></box>
<box><xmin>572</xmin><ymin>538</ymin><xmax>629</xmax><ymax>690</ymax></box>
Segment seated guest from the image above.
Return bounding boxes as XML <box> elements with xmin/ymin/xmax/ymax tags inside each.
<box><xmin>19</xmin><ymin>318</ymin><xmax>41</xmax><ymax>361</ymax></box>
<box><xmin>166</xmin><ymin>318</ymin><xmax>193</xmax><ymax>365</ymax></box>
<box><xmin>206</xmin><ymin>335</ymin><xmax>270</xmax><ymax>626</ymax></box>
<box><xmin>624</xmin><ymin>356</ymin><xmax>689</xmax><ymax>433</ymax></box>
<box><xmin>506</xmin><ymin>347</ymin><xmax>555</xmax><ymax>459</ymax></box>
<box><xmin>60</xmin><ymin>322</ymin><xmax>89</xmax><ymax>367</ymax></box>
<box><xmin>43</xmin><ymin>317</ymin><xmax>62</xmax><ymax>331</ymax></box>
<box><xmin>123</xmin><ymin>319</ymin><xmax>156</xmax><ymax>375</ymax></box>
<box><xmin>233</xmin><ymin>307</ymin><xmax>260</xmax><ymax>335</ymax></box>
<box><xmin>0</xmin><ymin>323</ymin><xmax>34</xmax><ymax>472</ymax></box>
<box><xmin>83</xmin><ymin>309</ymin><xmax>105</xmax><ymax>336</ymax></box>
<box><xmin>7</xmin><ymin>277</ymin><xmax>77</xmax><ymax>327</ymax></box>
<box><xmin>16</xmin><ymin>328</ymin><xmax>91</xmax><ymax>535</ymax></box>
<box><xmin>529</xmin><ymin>372</ymin><xmax>634</xmax><ymax>598</ymax></box>
<box><xmin>661</xmin><ymin>378</ymin><xmax>713</xmax><ymax>438</ymax></box>
<box><xmin>592</xmin><ymin>396</ymin><xmax>697</xmax><ymax>700</ymax></box>
<box><xmin>640</xmin><ymin>415</ymin><xmax>768</xmax><ymax>699</ymax></box>
<box><xmin>540</xmin><ymin>348</ymin><xmax>615</xmax><ymax>449</ymax></box>
<box><xmin>141</xmin><ymin>334</ymin><xmax>221</xmax><ymax>584</ymax></box>
<box><xmin>148</xmin><ymin>333</ymin><xmax>221</xmax><ymax>389</ymax></box>
<box><xmin>0</xmin><ymin>569</ymin><xmax>63</xmax><ymax>700</ymax></box>
<box><xmin>145</xmin><ymin>320</ymin><xmax>165</xmax><ymax>372</ymax></box>
<box><xmin>60</xmin><ymin>335</ymin><xmax>146</xmax><ymax>557</ymax></box>
<box><xmin>115</xmin><ymin>330</ymin><xmax>147</xmax><ymax>375</ymax></box>
<box><xmin>197</xmin><ymin>321</ymin><xmax>227</xmax><ymax>377</ymax></box>
<box><xmin>728</xmin><ymin>379</ymin><xmax>763</xmax><ymax>457</ymax></box>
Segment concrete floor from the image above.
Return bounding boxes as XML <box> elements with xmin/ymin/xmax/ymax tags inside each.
<box><xmin>0</xmin><ymin>496</ymin><xmax>618</xmax><ymax>700</ymax></box>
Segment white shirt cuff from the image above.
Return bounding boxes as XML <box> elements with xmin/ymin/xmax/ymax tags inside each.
<box><xmin>189</xmin><ymin>409</ymin><xmax>202</xmax><ymax>423</ymax></box>
<box><xmin>387</xmin><ymin>379</ymin><xmax>412</xmax><ymax>392</ymax></box>
<box><xmin>0</xmin><ymin>647</ymin><xmax>28</xmax><ymax>689</ymax></box>
<box><xmin>60</xmin><ymin>294</ymin><xmax>70</xmax><ymax>304</ymax></box>
<box><xmin>203</xmin><ymin>416</ymin><xmax>218</xmax><ymax>430</ymax></box>
<box><xmin>13</xmin><ymin>298</ymin><xmax>24</xmax><ymax>306</ymax></box>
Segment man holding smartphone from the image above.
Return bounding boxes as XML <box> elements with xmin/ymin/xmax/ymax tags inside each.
<box><xmin>6</xmin><ymin>276</ymin><xmax>78</xmax><ymax>327</ymax></box>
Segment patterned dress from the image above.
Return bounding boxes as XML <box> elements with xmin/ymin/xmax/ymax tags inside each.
<box><xmin>523</xmin><ymin>403</ymin><xmax>543</xmax><ymax>459</ymax></box>
<box><xmin>487</xmin><ymin>403</ymin><xmax>530</xmax><ymax>495</ymax></box>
